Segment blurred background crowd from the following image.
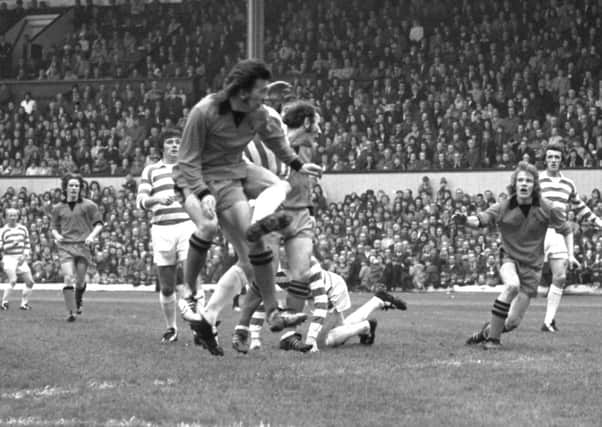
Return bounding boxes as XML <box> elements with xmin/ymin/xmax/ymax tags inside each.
<box><xmin>1</xmin><ymin>177</ymin><xmax>600</xmax><ymax>289</ymax></box>
<box><xmin>0</xmin><ymin>0</ymin><xmax>601</xmax><ymax>288</ymax></box>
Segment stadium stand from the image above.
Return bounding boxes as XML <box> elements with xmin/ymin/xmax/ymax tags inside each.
<box><xmin>0</xmin><ymin>0</ymin><xmax>601</xmax><ymax>174</ymax></box>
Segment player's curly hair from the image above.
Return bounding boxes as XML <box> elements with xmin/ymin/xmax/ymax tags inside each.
<box><xmin>507</xmin><ymin>161</ymin><xmax>541</xmax><ymax>200</ymax></box>
<box><xmin>282</xmin><ymin>100</ymin><xmax>319</xmax><ymax>129</ymax></box>
<box><xmin>222</xmin><ymin>59</ymin><xmax>271</xmax><ymax>99</ymax></box>
<box><xmin>61</xmin><ymin>173</ymin><xmax>84</xmax><ymax>202</ymax></box>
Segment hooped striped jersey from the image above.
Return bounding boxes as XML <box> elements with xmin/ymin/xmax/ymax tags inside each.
<box><xmin>0</xmin><ymin>224</ymin><xmax>31</xmax><ymax>257</ymax></box>
<box><xmin>137</xmin><ymin>160</ymin><xmax>190</xmax><ymax>226</ymax></box>
<box><xmin>243</xmin><ymin>106</ymin><xmax>291</xmax><ymax>180</ymax></box>
<box><xmin>243</xmin><ymin>105</ymin><xmax>315</xmax><ymax>209</ymax></box>
<box><xmin>539</xmin><ymin>170</ymin><xmax>602</xmax><ymax>226</ymax></box>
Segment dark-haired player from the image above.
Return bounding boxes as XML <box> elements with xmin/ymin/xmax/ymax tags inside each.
<box><xmin>51</xmin><ymin>174</ymin><xmax>103</xmax><ymax>321</ymax></box>
<box><xmin>538</xmin><ymin>142</ymin><xmax>601</xmax><ymax>332</ymax></box>
<box><xmin>173</xmin><ymin>59</ymin><xmax>322</xmax><ymax>355</ymax></box>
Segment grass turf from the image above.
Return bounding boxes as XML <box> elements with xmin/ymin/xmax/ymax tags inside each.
<box><xmin>1</xmin><ymin>290</ymin><xmax>601</xmax><ymax>427</ymax></box>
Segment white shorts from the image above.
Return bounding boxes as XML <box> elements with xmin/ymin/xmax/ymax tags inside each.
<box><xmin>2</xmin><ymin>255</ymin><xmax>32</xmax><ymax>283</ymax></box>
<box><xmin>324</xmin><ymin>271</ymin><xmax>351</xmax><ymax>313</ymax></box>
<box><xmin>544</xmin><ymin>228</ymin><xmax>568</xmax><ymax>261</ymax></box>
<box><xmin>151</xmin><ymin>220</ymin><xmax>196</xmax><ymax>266</ymax></box>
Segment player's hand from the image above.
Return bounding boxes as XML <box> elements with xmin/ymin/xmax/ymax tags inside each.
<box><xmin>299</xmin><ymin>162</ymin><xmax>323</xmax><ymax>178</ymax></box>
<box><xmin>156</xmin><ymin>195</ymin><xmax>174</xmax><ymax>205</ymax></box>
<box><xmin>309</xmin><ymin>343</ymin><xmax>319</xmax><ymax>353</ymax></box>
<box><xmin>54</xmin><ymin>233</ymin><xmax>65</xmax><ymax>243</ymax></box>
<box><xmin>17</xmin><ymin>255</ymin><xmax>24</xmax><ymax>266</ymax></box>
<box><xmin>451</xmin><ymin>213</ymin><xmax>467</xmax><ymax>225</ymax></box>
<box><xmin>200</xmin><ymin>194</ymin><xmax>217</xmax><ymax>220</ymax></box>
<box><xmin>567</xmin><ymin>255</ymin><xmax>581</xmax><ymax>269</ymax></box>
<box><xmin>84</xmin><ymin>235</ymin><xmax>95</xmax><ymax>246</ymax></box>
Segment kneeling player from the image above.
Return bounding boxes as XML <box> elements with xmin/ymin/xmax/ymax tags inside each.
<box><xmin>245</xmin><ymin>264</ymin><xmax>408</xmax><ymax>352</ymax></box>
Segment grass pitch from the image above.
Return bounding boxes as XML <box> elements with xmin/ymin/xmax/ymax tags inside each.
<box><xmin>1</xmin><ymin>291</ymin><xmax>601</xmax><ymax>427</ymax></box>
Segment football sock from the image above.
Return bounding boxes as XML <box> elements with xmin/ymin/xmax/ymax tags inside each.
<box><xmin>250</xmin><ymin>183</ymin><xmax>288</xmax><ymax>224</ymax></box>
<box><xmin>75</xmin><ymin>282</ymin><xmax>86</xmax><ymax>307</ymax></box>
<box><xmin>21</xmin><ymin>286</ymin><xmax>32</xmax><ymax>305</ymax></box>
<box><xmin>344</xmin><ymin>296</ymin><xmax>383</xmax><ymax>325</ymax></box>
<box><xmin>325</xmin><ymin>320</ymin><xmax>370</xmax><ymax>347</ymax></box>
<box><xmin>159</xmin><ymin>292</ymin><xmax>177</xmax><ymax>330</ymax></box>
<box><xmin>250</xmin><ymin>304</ymin><xmax>265</xmax><ymax>342</ymax></box>
<box><xmin>544</xmin><ymin>285</ymin><xmax>563</xmax><ymax>326</ymax></box>
<box><xmin>489</xmin><ymin>299</ymin><xmax>510</xmax><ymax>340</ymax></box>
<box><xmin>2</xmin><ymin>283</ymin><xmax>14</xmax><ymax>303</ymax></box>
<box><xmin>239</xmin><ymin>283</ymin><xmax>263</xmax><ymax>328</ymax></box>
<box><xmin>204</xmin><ymin>264</ymin><xmax>246</xmax><ymax>325</ymax></box>
<box><xmin>184</xmin><ymin>235</ymin><xmax>211</xmax><ymax>297</ymax></box>
<box><xmin>63</xmin><ymin>286</ymin><xmax>76</xmax><ymax>314</ymax></box>
<box><xmin>249</xmin><ymin>250</ymin><xmax>278</xmax><ymax>315</ymax></box>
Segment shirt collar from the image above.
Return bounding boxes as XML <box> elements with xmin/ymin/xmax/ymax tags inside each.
<box><xmin>509</xmin><ymin>195</ymin><xmax>540</xmax><ymax>209</ymax></box>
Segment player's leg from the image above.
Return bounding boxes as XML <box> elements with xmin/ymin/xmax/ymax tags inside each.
<box><xmin>279</xmin><ymin>234</ymin><xmax>317</xmax><ymax>352</ymax></box>
<box><xmin>74</xmin><ymin>256</ymin><xmax>89</xmax><ymax>315</ymax></box>
<box><xmin>180</xmin><ymin>191</ymin><xmax>218</xmax><ymax>314</ymax></box>
<box><xmin>60</xmin><ymin>257</ymin><xmax>78</xmax><ymax>321</ymax></box>
<box><xmin>1</xmin><ymin>260</ymin><xmax>17</xmax><ymax>310</ymax></box>
<box><xmin>20</xmin><ymin>267</ymin><xmax>34</xmax><ymax>310</ymax></box>
<box><xmin>543</xmin><ymin>257</ymin><xmax>568</xmax><ymax>332</ymax></box>
<box><xmin>157</xmin><ymin>265</ymin><xmax>178</xmax><ymax>343</ymax></box>
<box><xmin>467</xmin><ymin>260</ymin><xmax>520</xmax><ymax>346</ymax></box>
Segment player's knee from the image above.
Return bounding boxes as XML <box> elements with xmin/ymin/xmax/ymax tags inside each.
<box><xmin>503</xmin><ymin>281</ymin><xmax>520</xmax><ymax>299</ymax></box>
<box><xmin>160</xmin><ymin>285</ymin><xmax>175</xmax><ymax>297</ymax></box>
<box><xmin>552</xmin><ymin>272</ymin><xmax>567</xmax><ymax>288</ymax></box>
<box><xmin>237</xmin><ymin>261</ymin><xmax>254</xmax><ymax>281</ymax></box>
<box><xmin>194</xmin><ymin>221</ymin><xmax>217</xmax><ymax>240</ymax></box>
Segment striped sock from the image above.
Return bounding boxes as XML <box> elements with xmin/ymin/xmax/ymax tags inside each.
<box><xmin>489</xmin><ymin>299</ymin><xmax>510</xmax><ymax>340</ymax></box>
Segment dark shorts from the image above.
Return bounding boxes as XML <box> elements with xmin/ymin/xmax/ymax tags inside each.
<box><xmin>206</xmin><ymin>162</ymin><xmax>281</xmax><ymax>213</ymax></box>
<box><xmin>57</xmin><ymin>242</ymin><xmax>94</xmax><ymax>267</ymax></box>
<box><xmin>280</xmin><ymin>208</ymin><xmax>315</xmax><ymax>241</ymax></box>
<box><xmin>501</xmin><ymin>257</ymin><xmax>542</xmax><ymax>298</ymax></box>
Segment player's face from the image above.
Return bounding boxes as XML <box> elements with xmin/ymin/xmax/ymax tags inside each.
<box><xmin>163</xmin><ymin>137</ymin><xmax>180</xmax><ymax>160</ymax></box>
<box><xmin>515</xmin><ymin>170</ymin><xmax>535</xmax><ymax>201</ymax></box>
<box><xmin>545</xmin><ymin>149</ymin><xmax>562</xmax><ymax>173</ymax></box>
<box><xmin>67</xmin><ymin>179</ymin><xmax>81</xmax><ymax>201</ymax></box>
<box><xmin>6</xmin><ymin>210</ymin><xmax>18</xmax><ymax>226</ymax></box>
<box><xmin>243</xmin><ymin>79</ymin><xmax>269</xmax><ymax>112</ymax></box>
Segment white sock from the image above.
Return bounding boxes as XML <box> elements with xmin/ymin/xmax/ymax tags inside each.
<box><xmin>2</xmin><ymin>283</ymin><xmax>14</xmax><ymax>303</ymax></box>
<box><xmin>325</xmin><ymin>320</ymin><xmax>370</xmax><ymax>347</ymax></box>
<box><xmin>204</xmin><ymin>265</ymin><xmax>246</xmax><ymax>325</ymax></box>
<box><xmin>21</xmin><ymin>287</ymin><xmax>32</xmax><ymax>305</ymax></box>
<box><xmin>250</xmin><ymin>182</ymin><xmax>289</xmax><ymax>223</ymax></box>
<box><xmin>344</xmin><ymin>297</ymin><xmax>383</xmax><ymax>325</ymax></box>
<box><xmin>159</xmin><ymin>293</ymin><xmax>177</xmax><ymax>330</ymax></box>
<box><xmin>544</xmin><ymin>285</ymin><xmax>564</xmax><ymax>326</ymax></box>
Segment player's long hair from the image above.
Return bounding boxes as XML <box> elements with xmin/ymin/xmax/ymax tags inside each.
<box><xmin>221</xmin><ymin>59</ymin><xmax>272</xmax><ymax>99</ymax></box>
<box><xmin>507</xmin><ymin>161</ymin><xmax>541</xmax><ymax>200</ymax></box>
<box><xmin>61</xmin><ymin>173</ymin><xmax>84</xmax><ymax>202</ymax></box>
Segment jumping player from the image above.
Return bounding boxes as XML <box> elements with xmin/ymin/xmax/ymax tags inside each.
<box><xmin>173</xmin><ymin>59</ymin><xmax>322</xmax><ymax>355</ymax></box>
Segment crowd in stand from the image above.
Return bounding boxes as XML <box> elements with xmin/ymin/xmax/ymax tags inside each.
<box><xmin>1</xmin><ymin>177</ymin><xmax>601</xmax><ymax>290</ymax></box>
<box><xmin>0</xmin><ymin>0</ymin><xmax>601</xmax><ymax>174</ymax></box>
